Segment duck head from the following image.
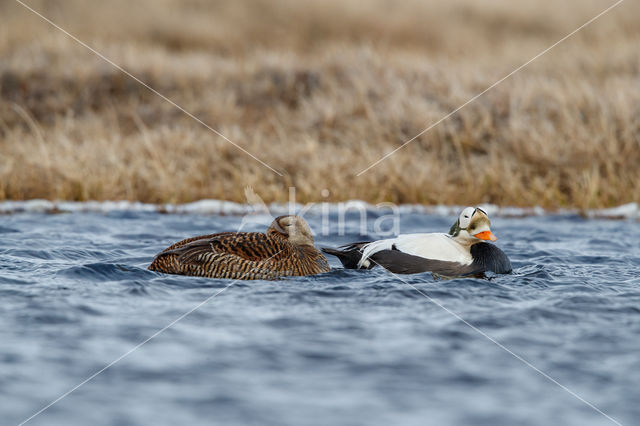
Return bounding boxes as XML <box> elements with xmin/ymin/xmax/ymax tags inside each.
<box><xmin>268</xmin><ymin>215</ymin><xmax>315</xmax><ymax>246</ymax></box>
<box><xmin>448</xmin><ymin>207</ymin><xmax>497</xmax><ymax>246</ymax></box>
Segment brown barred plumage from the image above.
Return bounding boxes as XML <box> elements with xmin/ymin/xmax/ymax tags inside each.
<box><xmin>148</xmin><ymin>215</ymin><xmax>330</xmax><ymax>280</ymax></box>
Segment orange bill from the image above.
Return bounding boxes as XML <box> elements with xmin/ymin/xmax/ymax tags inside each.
<box><xmin>474</xmin><ymin>230</ymin><xmax>497</xmax><ymax>241</ymax></box>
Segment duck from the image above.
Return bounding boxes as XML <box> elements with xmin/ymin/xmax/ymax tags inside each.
<box><xmin>148</xmin><ymin>215</ymin><xmax>330</xmax><ymax>280</ymax></box>
<box><xmin>322</xmin><ymin>207</ymin><xmax>511</xmax><ymax>277</ymax></box>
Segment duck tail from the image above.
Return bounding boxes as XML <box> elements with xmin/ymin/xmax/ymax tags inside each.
<box><xmin>322</xmin><ymin>242</ymin><xmax>374</xmax><ymax>269</ymax></box>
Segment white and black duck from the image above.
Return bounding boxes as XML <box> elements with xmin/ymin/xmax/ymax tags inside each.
<box><xmin>322</xmin><ymin>207</ymin><xmax>511</xmax><ymax>277</ymax></box>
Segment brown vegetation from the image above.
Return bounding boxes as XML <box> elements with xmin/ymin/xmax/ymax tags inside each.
<box><xmin>1</xmin><ymin>0</ymin><xmax>639</xmax><ymax>208</ymax></box>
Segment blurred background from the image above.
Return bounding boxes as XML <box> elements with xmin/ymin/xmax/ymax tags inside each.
<box><xmin>1</xmin><ymin>0</ymin><xmax>638</xmax><ymax>208</ymax></box>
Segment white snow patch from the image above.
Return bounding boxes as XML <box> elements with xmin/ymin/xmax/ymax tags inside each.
<box><xmin>0</xmin><ymin>199</ymin><xmax>637</xmax><ymax>219</ymax></box>
<box><xmin>588</xmin><ymin>202</ymin><xmax>638</xmax><ymax>220</ymax></box>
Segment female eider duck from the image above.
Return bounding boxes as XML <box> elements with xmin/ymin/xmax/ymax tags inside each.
<box><xmin>149</xmin><ymin>215</ymin><xmax>330</xmax><ymax>280</ymax></box>
<box><xmin>322</xmin><ymin>207</ymin><xmax>511</xmax><ymax>277</ymax></box>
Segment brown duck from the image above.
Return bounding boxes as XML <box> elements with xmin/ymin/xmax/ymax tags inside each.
<box><xmin>148</xmin><ymin>215</ymin><xmax>330</xmax><ymax>280</ymax></box>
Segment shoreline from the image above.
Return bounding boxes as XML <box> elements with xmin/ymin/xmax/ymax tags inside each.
<box><xmin>1</xmin><ymin>199</ymin><xmax>638</xmax><ymax>220</ymax></box>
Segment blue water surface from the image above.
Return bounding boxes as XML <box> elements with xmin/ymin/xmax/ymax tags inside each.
<box><xmin>1</xmin><ymin>211</ymin><xmax>639</xmax><ymax>426</ymax></box>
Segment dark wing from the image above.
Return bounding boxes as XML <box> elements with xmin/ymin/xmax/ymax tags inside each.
<box><xmin>369</xmin><ymin>249</ymin><xmax>483</xmax><ymax>277</ymax></box>
<box><xmin>322</xmin><ymin>241</ymin><xmax>373</xmax><ymax>269</ymax></box>
<box><xmin>470</xmin><ymin>242</ymin><xmax>512</xmax><ymax>274</ymax></box>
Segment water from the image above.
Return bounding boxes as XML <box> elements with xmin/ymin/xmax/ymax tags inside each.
<box><xmin>1</xmin><ymin>210</ymin><xmax>639</xmax><ymax>426</ymax></box>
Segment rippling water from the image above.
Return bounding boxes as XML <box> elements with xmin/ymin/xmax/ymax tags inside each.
<box><xmin>1</xmin><ymin>210</ymin><xmax>639</xmax><ymax>426</ymax></box>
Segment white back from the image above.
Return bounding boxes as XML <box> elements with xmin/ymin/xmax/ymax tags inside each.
<box><xmin>358</xmin><ymin>233</ymin><xmax>473</xmax><ymax>267</ymax></box>
<box><xmin>393</xmin><ymin>233</ymin><xmax>473</xmax><ymax>264</ymax></box>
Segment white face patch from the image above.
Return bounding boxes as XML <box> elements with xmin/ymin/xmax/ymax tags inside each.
<box><xmin>458</xmin><ymin>207</ymin><xmax>476</xmax><ymax>229</ymax></box>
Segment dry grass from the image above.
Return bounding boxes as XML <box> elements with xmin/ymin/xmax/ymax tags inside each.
<box><xmin>1</xmin><ymin>0</ymin><xmax>639</xmax><ymax>208</ymax></box>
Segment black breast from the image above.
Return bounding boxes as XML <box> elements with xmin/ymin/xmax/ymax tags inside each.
<box><xmin>470</xmin><ymin>242</ymin><xmax>512</xmax><ymax>274</ymax></box>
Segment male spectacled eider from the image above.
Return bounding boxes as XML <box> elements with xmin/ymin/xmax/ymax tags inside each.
<box><xmin>322</xmin><ymin>207</ymin><xmax>511</xmax><ymax>277</ymax></box>
<box><xmin>149</xmin><ymin>215</ymin><xmax>330</xmax><ymax>280</ymax></box>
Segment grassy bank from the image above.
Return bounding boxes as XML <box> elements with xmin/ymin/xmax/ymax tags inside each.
<box><xmin>1</xmin><ymin>0</ymin><xmax>639</xmax><ymax>208</ymax></box>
